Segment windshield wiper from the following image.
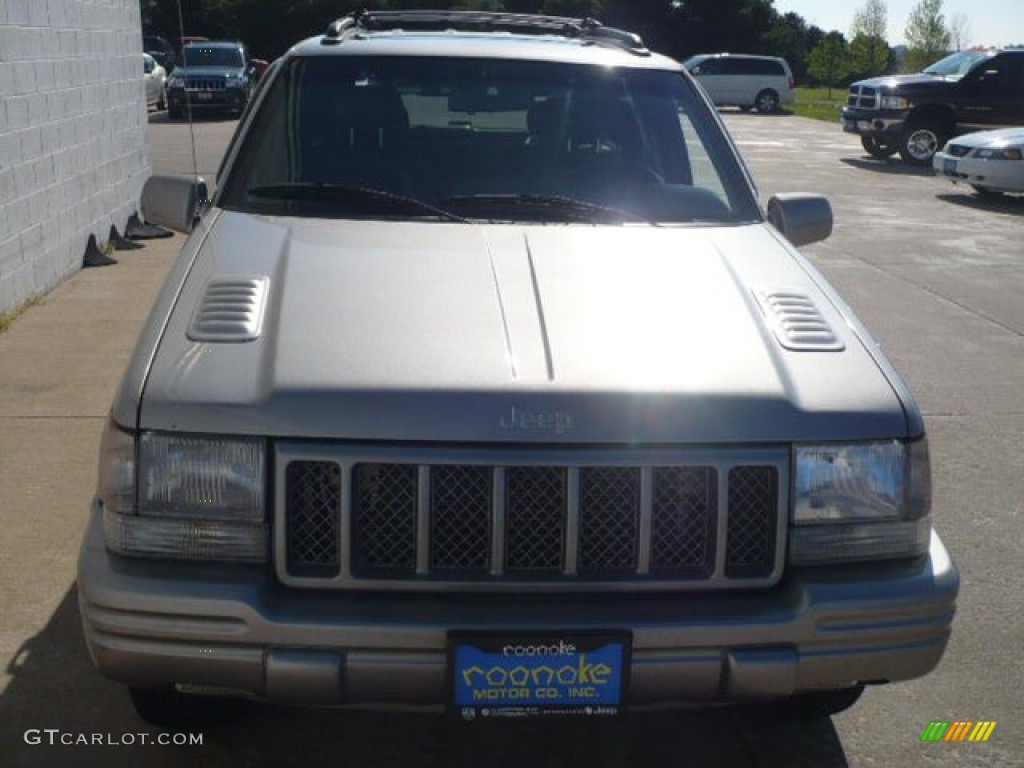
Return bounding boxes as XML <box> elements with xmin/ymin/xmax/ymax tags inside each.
<box><xmin>441</xmin><ymin>193</ymin><xmax>658</xmax><ymax>225</ymax></box>
<box><xmin>247</xmin><ymin>183</ymin><xmax>468</xmax><ymax>223</ymax></box>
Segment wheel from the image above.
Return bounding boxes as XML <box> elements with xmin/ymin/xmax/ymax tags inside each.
<box><xmin>971</xmin><ymin>185</ymin><xmax>1003</xmax><ymax>199</ymax></box>
<box><xmin>754</xmin><ymin>89</ymin><xmax>780</xmax><ymax>114</ymax></box>
<box><xmin>129</xmin><ymin>686</ymin><xmax>249</xmax><ymax>729</ymax></box>
<box><xmin>860</xmin><ymin>135</ymin><xmax>896</xmax><ymax>159</ymax></box>
<box><xmin>740</xmin><ymin>685</ymin><xmax>864</xmax><ymax>720</ymax></box>
<box><xmin>898</xmin><ymin>120</ymin><xmax>948</xmax><ymax>166</ymax></box>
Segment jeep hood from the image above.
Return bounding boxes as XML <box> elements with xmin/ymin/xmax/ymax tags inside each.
<box><xmin>135</xmin><ymin>211</ymin><xmax>911</xmax><ymax>443</ymax></box>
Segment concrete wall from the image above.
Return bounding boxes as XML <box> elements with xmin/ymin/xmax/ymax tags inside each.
<box><xmin>0</xmin><ymin>0</ymin><xmax>150</xmax><ymax>315</ymax></box>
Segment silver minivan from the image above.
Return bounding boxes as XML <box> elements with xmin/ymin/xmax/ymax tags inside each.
<box><xmin>685</xmin><ymin>53</ymin><xmax>795</xmax><ymax>113</ymax></box>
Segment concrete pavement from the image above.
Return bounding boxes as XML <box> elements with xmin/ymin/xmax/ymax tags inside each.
<box><xmin>0</xmin><ymin>233</ymin><xmax>180</xmax><ymax>763</ymax></box>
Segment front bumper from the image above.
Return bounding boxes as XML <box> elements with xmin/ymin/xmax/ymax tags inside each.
<box><xmin>934</xmin><ymin>149</ymin><xmax>1024</xmax><ymax>194</ymax></box>
<box><xmin>841</xmin><ymin>108</ymin><xmax>906</xmax><ymax>137</ymax></box>
<box><xmin>77</xmin><ymin>504</ymin><xmax>958</xmax><ymax>710</ymax></box>
<box><xmin>167</xmin><ymin>88</ymin><xmax>247</xmax><ymax>111</ymax></box>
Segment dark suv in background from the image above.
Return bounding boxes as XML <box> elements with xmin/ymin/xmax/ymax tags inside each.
<box><xmin>842</xmin><ymin>48</ymin><xmax>1024</xmax><ymax>166</ymax></box>
<box><xmin>165</xmin><ymin>40</ymin><xmax>254</xmax><ymax>119</ymax></box>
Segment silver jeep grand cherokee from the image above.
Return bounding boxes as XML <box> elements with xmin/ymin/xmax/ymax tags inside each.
<box><xmin>78</xmin><ymin>10</ymin><xmax>958</xmax><ymax>726</ymax></box>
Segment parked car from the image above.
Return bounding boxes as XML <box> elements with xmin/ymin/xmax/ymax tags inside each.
<box><xmin>143</xmin><ymin>34</ymin><xmax>176</xmax><ymax>71</ymax></box>
<box><xmin>843</xmin><ymin>48</ymin><xmax>1024</xmax><ymax>166</ymax></box>
<box><xmin>79</xmin><ymin>9</ymin><xmax>957</xmax><ymax>728</ymax></box>
<box><xmin>683</xmin><ymin>53</ymin><xmax>795</xmax><ymax>113</ymax></box>
<box><xmin>934</xmin><ymin>126</ymin><xmax>1024</xmax><ymax>197</ymax></box>
<box><xmin>164</xmin><ymin>40</ymin><xmax>253</xmax><ymax>119</ymax></box>
<box><xmin>142</xmin><ymin>53</ymin><xmax>166</xmax><ymax>111</ymax></box>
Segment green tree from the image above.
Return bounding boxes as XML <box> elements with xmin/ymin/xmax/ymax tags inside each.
<box><xmin>659</xmin><ymin>0</ymin><xmax>778</xmax><ymax>59</ymax></box>
<box><xmin>849</xmin><ymin>0</ymin><xmax>889</xmax><ymax>76</ymax></box>
<box><xmin>808</xmin><ymin>31</ymin><xmax>852</xmax><ymax>98</ymax></box>
<box><xmin>905</xmin><ymin>0</ymin><xmax>951</xmax><ymax>71</ymax></box>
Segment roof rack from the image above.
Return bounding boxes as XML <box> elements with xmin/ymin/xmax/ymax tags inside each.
<box><xmin>321</xmin><ymin>9</ymin><xmax>649</xmax><ymax>56</ymax></box>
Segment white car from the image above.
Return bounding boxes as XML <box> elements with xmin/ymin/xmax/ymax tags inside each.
<box><xmin>683</xmin><ymin>53</ymin><xmax>795</xmax><ymax>113</ymax></box>
<box><xmin>934</xmin><ymin>127</ymin><xmax>1024</xmax><ymax>197</ymax></box>
<box><xmin>143</xmin><ymin>52</ymin><xmax>166</xmax><ymax>110</ymax></box>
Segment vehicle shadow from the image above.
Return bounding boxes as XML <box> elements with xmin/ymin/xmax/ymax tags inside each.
<box><xmin>936</xmin><ymin>191</ymin><xmax>1024</xmax><ymax>215</ymax></box>
<box><xmin>1</xmin><ymin>586</ymin><xmax>850</xmax><ymax>768</ymax></box>
<box><xmin>839</xmin><ymin>157</ymin><xmax>935</xmax><ymax>177</ymax></box>
<box><xmin>147</xmin><ymin>111</ymin><xmax>239</xmax><ymax>125</ymax></box>
<box><xmin>717</xmin><ymin>107</ymin><xmax>795</xmax><ymax>118</ymax></box>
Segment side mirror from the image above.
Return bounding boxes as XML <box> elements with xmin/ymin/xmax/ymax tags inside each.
<box><xmin>140</xmin><ymin>174</ymin><xmax>208</xmax><ymax>234</ymax></box>
<box><xmin>766</xmin><ymin>193</ymin><xmax>833</xmax><ymax>247</ymax></box>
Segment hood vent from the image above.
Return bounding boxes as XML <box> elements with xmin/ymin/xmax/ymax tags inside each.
<box><xmin>188</xmin><ymin>276</ymin><xmax>269</xmax><ymax>342</ymax></box>
<box><xmin>756</xmin><ymin>289</ymin><xmax>844</xmax><ymax>352</ymax></box>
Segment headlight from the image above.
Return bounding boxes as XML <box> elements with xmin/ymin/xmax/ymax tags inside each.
<box><xmin>974</xmin><ymin>147</ymin><xmax>1023</xmax><ymax>160</ymax></box>
<box><xmin>139</xmin><ymin>433</ymin><xmax>265</xmax><ymax>521</ymax></box>
<box><xmin>98</xmin><ymin>429</ymin><xmax>268</xmax><ymax>562</ymax></box>
<box><xmin>880</xmin><ymin>95</ymin><xmax>908</xmax><ymax>110</ymax></box>
<box><xmin>789</xmin><ymin>439</ymin><xmax>931</xmax><ymax>565</ymax></box>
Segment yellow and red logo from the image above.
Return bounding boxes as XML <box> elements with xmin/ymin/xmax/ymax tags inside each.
<box><xmin>921</xmin><ymin>721</ymin><xmax>997</xmax><ymax>742</ymax></box>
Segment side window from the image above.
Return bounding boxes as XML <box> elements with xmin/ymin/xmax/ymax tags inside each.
<box><xmin>715</xmin><ymin>58</ymin><xmax>742</xmax><ymax>75</ymax></box>
<box><xmin>696</xmin><ymin>59</ymin><xmax>719</xmax><ymax>76</ymax></box>
<box><xmin>970</xmin><ymin>55</ymin><xmax>1021</xmax><ymax>90</ymax></box>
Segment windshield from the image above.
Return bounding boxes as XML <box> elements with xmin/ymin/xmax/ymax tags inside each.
<box><xmin>182</xmin><ymin>46</ymin><xmax>243</xmax><ymax>68</ymax></box>
<box><xmin>922</xmin><ymin>50</ymin><xmax>991</xmax><ymax>78</ymax></box>
<box><xmin>220</xmin><ymin>56</ymin><xmax>757</xmax><ymax>224</ymax></box>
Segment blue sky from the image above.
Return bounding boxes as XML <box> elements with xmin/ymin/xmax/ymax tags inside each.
<box><xmin>771</xmin><ymin>0</ymin><xmax>1022</xmax><ymax>47</ymax></box>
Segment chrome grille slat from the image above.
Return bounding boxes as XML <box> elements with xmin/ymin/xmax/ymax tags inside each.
<box><xmin>186</xmin><ymin>77</ymin><xmax>226</xmax><ymax>91</ymax></box>
<box><xmin>276</xmin><ymin>445</ymin><xmax>787</xmax><ymax>591</ymax></box>
<box><xmin>847</xmin><ymin>85</ymin><xmax>878</xmax><ymax>110</ymax></box>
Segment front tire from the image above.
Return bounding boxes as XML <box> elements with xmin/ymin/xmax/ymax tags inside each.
<box><xmin>899</xmin><ymin>120</ymin><xmax>948</xmax><ymax>166</ymax></box>
<box><xmin>972</xmin><ymin>185</ymin><xmax>1003</xmax><ymax>199</ymax></box>
<box><xmin>754</xmin><ymin>89</ymin><xmax>780</xmax><ymax>114</ymax></box>
<box><xmin>861</xmin><ymin>135</ymin><xmax>896</xmax><ymax>159</ymax></box>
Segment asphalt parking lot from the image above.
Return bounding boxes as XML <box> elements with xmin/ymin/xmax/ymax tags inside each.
<box><xmin>1</xmin><ymin>108</ymin><xmax>1021</xmax><ymax>767</ymax></box>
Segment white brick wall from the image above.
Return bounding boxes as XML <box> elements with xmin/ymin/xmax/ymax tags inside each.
<box><xmin>0</xmin><ymin>0</ymin><xmax>151</xmax><ymax>314</ymax></box>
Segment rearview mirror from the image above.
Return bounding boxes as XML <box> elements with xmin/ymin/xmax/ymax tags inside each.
<box><xmin>140</xmin><ymin>174</ymin><xmax>208</xmax><ymax>234</ymax></box>
<box><xmin>766</xmin><ymin>193</ymin><xmax>833</xmax><ymax>247</ymax></box>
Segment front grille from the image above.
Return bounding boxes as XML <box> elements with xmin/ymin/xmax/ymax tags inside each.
<box><xmin>278</xmin><ymin>447</ymin><xmax>786</xmax><ymax>590</ymax></box>
<box><xmin>847</xmin><ymin>85</ymin><xmax>877</xmax><ymax>110</ymax></box>
<box><xmin>285</xmin><ymin>461</ymin><xmax>341</xmax><ymax>577</ymax></box>
<box><xmin>185</xmin><ymin>77</ymin><xmax>226</xmax><ymax>91</ymax></box>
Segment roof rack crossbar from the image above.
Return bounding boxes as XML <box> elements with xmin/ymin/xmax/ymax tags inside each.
<box><xmin>321</xmin><ymin>9</ymin><xmax>648</xmax><ymax>55</ymax></box>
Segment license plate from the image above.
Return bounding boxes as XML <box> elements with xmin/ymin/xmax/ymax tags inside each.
<box><xmin>196</xmin><ymin>92</ymin><xmax>213</xmax><ymax>100</ymax></box>
<box><xmin>450</xmin><ymin>632</ymin><xmax>629</xmax><ymax>720</ymax></box>
<box><xmin>944</xmin><ymin>158</ymin><xmax>957</xmax><ymax>176</ymax></box>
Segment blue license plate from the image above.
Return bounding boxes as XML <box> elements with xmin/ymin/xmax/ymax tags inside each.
<box><xmin>944</xmin><ymin>158</ymin><xmax>957</xmax><ymax>175</ymax></box>
<box><xmin>450</xmin><ymin>633</ymin><xmax>629</xmax><ymax>719</ymax></box>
